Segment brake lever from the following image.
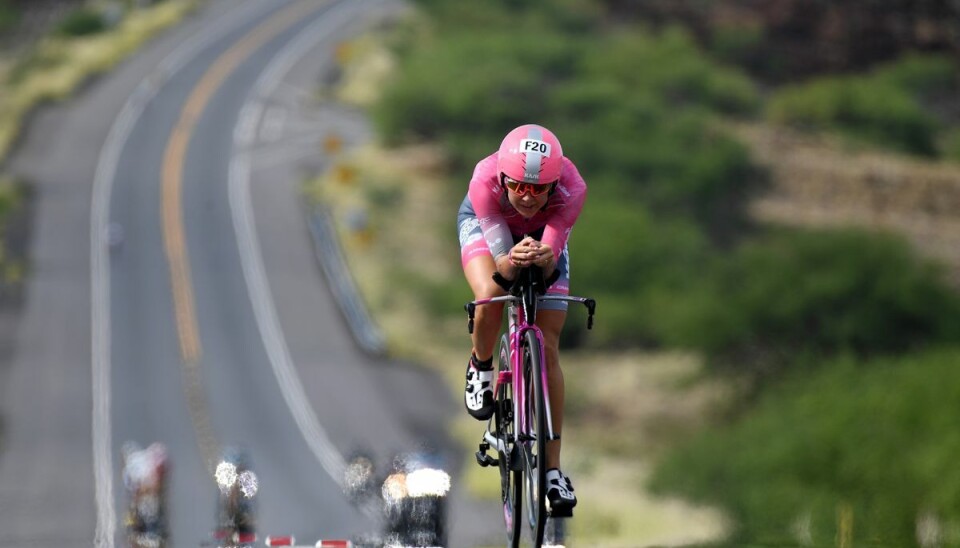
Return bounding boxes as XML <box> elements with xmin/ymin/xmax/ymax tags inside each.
<box><xmin>585</xmin><ymin>298</ymin><xmax>596</xmax><ymax>330</ymax></box>
<box><xmin>465</xmin><ymin>302</ymin><xmax>476</xmax><ymax>334</ymax></box>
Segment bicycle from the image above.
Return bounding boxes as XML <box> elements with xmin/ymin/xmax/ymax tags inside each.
<box><xmin>466</xmin><ymin>266</ymin><xmax>596</xmax><ymax>547</ymax></box>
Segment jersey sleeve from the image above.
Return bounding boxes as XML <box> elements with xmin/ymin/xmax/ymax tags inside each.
<box><xmin>468</xmin><ymin>154</ymin><xmax>514</xmax><ymax>260</ymax></box>
<box><xmin>541</xmin><ymin>158</ymin><xmax>587</xmax><ymax>253</ymax></box>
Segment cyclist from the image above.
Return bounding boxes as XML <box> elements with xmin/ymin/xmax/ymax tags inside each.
<box><xmin>121</xmin><ymin>442</ymin><xmax>170</xmax><ymax>542</ymax></box>
<box><xmin>458</xmin><ymin>123</ymin><xmax>585</xmax><ymax>513</ymax></box>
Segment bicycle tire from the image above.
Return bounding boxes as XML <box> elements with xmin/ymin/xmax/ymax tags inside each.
<box><xmin>496</xmin><ymin>334</ymin><xmax>523</xmax><ymax>547</ymax></box>
<box><xmin>521</xmin><ymin>329</ymin><xmax>548</xmax><ymax>546</ymax></box>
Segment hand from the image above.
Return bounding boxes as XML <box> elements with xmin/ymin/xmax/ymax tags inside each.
<box><xmin>509</xmin><ymin>237</ymin><xmax>554</xmax><ymax>268</ymax></box>
<box><xmin>533</xmin><ymin>242</ymin><xmax>554</xmax><ymax>268</ymax></box>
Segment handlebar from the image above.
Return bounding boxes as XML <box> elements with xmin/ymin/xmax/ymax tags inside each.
<box><xmin>491</xmin><ymin>268</ymin><xmax>561</xmax><ymax>295</ymax></box>
<box><xmin>464</xmin><ymin>293</ymin><xmax>596</xmax><ymax>334</ymax></box>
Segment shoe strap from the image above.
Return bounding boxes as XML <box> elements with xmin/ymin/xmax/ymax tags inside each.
<box><xmin>469</xmin><ymin>366</ymin><xmax>494</xmax><ymax>382</ymax></box>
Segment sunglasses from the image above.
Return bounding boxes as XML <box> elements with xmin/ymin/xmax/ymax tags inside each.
<box><xmin>503</xmin><ymin>176</ymin><xmax>553</xmax><ymax>197</ymax></box>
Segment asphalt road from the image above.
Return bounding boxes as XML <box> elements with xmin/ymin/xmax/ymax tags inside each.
<box><xmin>0</xmin><ymin>1</ymin><xmax>500</xmax><ymax>546</ymax></box>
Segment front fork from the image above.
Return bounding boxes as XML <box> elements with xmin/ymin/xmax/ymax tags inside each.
<box><xmin>515</xmin><ymin>325</ymin><xmax>557</xmax><ymax>443</ymax></box>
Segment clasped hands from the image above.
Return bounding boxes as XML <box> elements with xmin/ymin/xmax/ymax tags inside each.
<box><xmin>509</xmin><ymin>236</ymin><xmax>553</xmax><ymax>268</ymax></box>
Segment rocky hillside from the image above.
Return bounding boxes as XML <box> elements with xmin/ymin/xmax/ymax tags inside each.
<box><xmin>737</xmin><ymin>122</ymin><xmax>960</xmax><ymax>287</ymax></box>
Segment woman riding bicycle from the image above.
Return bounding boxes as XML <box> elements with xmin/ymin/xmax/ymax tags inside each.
<box><xmin>458</xmin><ymin>123</ymin><xmax>586</xmax><ymax>513</ymax></box>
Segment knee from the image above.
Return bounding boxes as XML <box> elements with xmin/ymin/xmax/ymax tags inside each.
<box><xmin>541</xmin><ymin>331</ymin><xmax>562</xmax><ymax>367</ymax></box>
<box><xmin>474</xmin><ymin>278</ymin><xmax>505</xmax><ymax>300</ymax></box>
<box><xmin>476</xmin><ymin>301</ymin><xmax>504</xmax><ymax>322</ymax></box>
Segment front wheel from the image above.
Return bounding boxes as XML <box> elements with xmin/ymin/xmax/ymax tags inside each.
<box><xmin>495</xmin><ymin>333</ymin><xmax>523</xmax><ymax>547</ymax></box>
<box><xmin>521</xmin><ymin>330</ymin><xmax>547</xmax><ymax>546</ymax></box>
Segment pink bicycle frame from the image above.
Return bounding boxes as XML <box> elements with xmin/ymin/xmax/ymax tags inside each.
<box><xmin>506</xmin><ymin>302</ymin><xmax>555</xmax><ymax>442</ymax></box>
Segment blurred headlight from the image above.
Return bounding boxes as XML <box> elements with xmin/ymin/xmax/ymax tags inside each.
<box><xmin>238</xmin><ymin>470</ymin><xmax>258</xmax><ymax>498</ymax></box>
<box><xmin>382</xmin><ymin>473</ymin><xmax>408</xmax><ymax>504</ymax></box>
<box><xmin>215</xmin><ymin>461</ymin><xmax>238</xmax><ymax>493</ymax></box>
<box><xmin>404</xmin><ymin>468</ymin><xmax>450</xmax><ymax>498</ymax></box>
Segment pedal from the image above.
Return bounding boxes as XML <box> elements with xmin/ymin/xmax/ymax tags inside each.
<box><xmin>475</xmin><ymin>441</ymin><xmax>498</xmax><ymax>467</ymax></box>
<box><xmin>475</xmin><ymin>450</ymin><xmax>498</xmax><ymax>467</ymax></box>
<box><xmin>547</xmin><ymin>503</ymin><xmax>574</xmax><ymax>518</ymax></box>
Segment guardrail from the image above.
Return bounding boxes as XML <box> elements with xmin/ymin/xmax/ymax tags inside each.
<box><xmin>306</xmin><ymin>205</ymin><xmax>386</xmax><ymax>356</ymax></box>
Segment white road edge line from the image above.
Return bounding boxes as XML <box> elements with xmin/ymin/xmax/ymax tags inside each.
<box><xmin>228</xmin><ymin>0</ymin><xmax>367</xmax><ymax>489</ymax></box>
<box><xmin>90</xmin><ymin>2</ymin><xmax>287</xmax><ymax>546</ymax></box>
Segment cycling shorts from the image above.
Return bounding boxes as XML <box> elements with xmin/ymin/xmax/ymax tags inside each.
<box><xmin>457</xmin><ymin>198</ymin><xmax>570</xmax><ymax>311</ymax></box>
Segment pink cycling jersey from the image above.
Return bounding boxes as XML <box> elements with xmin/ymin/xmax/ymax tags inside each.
<box><xmin>465</xmin><ymin>152</ymin><xmax>586</xmax><ymax>261</ymax></box>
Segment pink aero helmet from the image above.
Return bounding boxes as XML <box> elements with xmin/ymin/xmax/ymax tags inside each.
<box><xmin>497</xmin><ymin>124</ymin><xmax>564</xmax><ymax>185</ymax></box>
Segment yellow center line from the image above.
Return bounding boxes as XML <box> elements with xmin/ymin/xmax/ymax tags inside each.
<box><xmin>161</xmin><ymin>0</ymin><xmax>323</xmax><ymax>365</ymax></box>
<box><xmin>160</xmin><ymin>0</ymin><xmax>327</xmax><ymax>469</ymax></box>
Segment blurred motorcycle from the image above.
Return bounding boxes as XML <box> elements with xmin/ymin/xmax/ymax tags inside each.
<box><xmin>344</xmin><ymin>450</ymin><xmax>450</xmax><ymax>548</ymax></box>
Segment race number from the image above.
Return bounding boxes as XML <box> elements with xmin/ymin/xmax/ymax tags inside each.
<box><xmin>520</xmin><ymin>139</ymin><xmax>551</xmax><ymax>156</ymax></box>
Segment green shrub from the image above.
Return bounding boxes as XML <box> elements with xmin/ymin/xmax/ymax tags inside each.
<box><xmin>57</xmin><ymin>8</ymin><xmax>108</xmax><ymax>37</ymax></box>
<box><xmin>710</xmin><ymin>21</ymin><xmax>765</xmax><ymax>69</ymax></box>
<box><xmin>578</xmin><ymin>27</ymin><xmax>759</xmax><ymax>116</ymax></box>
<box><xmin>871</xmin><ymin>53</ymin><xmax>958</xmax><ymax>97</ymax></box>
<box><xmin>767</xmin><ymin>77</ymin><xmax>939</xmax><ymax>156</ymax></box>
<box><xmin>569</xmin><ymin>201</ymin><xmax>711</xmax><ymax>347</ymax></box>
<box><xmin>401</xmin><ymin>268</ymin><xmax>469</xmax><ymax>320</ymax></box>
<box><xmin>649</xmin><ymin>347</ymin><xmax>960</xmax><ymax>545</ymax></box>
<box><xmin>671</xmin><ymin>228</ymin><xmax>960</xmax><ymax>375</ymax></box>
<box><xmin>373</xmin><ymin>28</ymin><xmax>573</xmax><ymax>158</ymax></box>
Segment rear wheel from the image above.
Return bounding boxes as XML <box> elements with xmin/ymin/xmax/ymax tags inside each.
<box><xmin>495</xmin><ymin>334</ymin><xmax>522</xmax><ymax>547</ymax></box>
<box><xmin>521</xmin><ymin>330</ymin><xmax>547</xmax><ymax>546</ymax></box>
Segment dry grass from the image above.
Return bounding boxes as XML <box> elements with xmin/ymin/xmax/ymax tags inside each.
<box><xmin>333</xmin><ymin>35</ymin><xmax>397</xmax><ymax>108</ymax></box>
<box><xmin>0</xmin><ymin>0</ymin><xmax>198</xmax><ymax>161</ymax></box>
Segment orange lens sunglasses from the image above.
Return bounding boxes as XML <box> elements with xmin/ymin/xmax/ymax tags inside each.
<box><xmin>503</xmin><ymin>176</ymin><xmax>553</xmax><ymax>197</ymax></box>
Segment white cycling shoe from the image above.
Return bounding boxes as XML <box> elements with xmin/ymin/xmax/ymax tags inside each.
<box><xmin>464</xmin><ymin>358</ymin><xmax>494</xmax><ymax>421</ymax></box>
<box><xmin>546</xmin><ymin>468</ymin><xmax>577</xmax><ymax>516</ymax></box>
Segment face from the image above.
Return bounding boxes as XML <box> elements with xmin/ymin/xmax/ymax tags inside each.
<box><xmin>504</xmin><ymin>176</ymin><xmax>552</xmax><ymax>219</ymax></box>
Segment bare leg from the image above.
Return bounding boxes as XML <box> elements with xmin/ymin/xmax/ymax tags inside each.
<box><xmin>462</xmin><ymin>255</ymin><xmax>505</xmax><ymax>361</ymax></box>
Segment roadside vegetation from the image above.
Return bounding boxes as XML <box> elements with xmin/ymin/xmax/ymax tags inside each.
<box><xmin>316</xmin><ymin>0</ymin><xmax>960</xmax><ymax>545</ymax></box>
